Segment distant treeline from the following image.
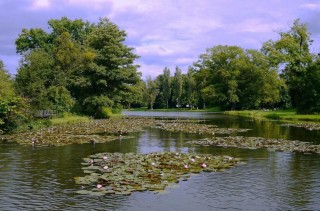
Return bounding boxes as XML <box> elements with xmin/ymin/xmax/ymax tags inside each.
<box><xmin>145</xmin><ymin>19</ymin><xmax>320</xmax><ymax>113</ymax></box>
<box><xmin>0</xmin><ymin>17</ymin><xmax>320</xmax><ymax>133</ymax></box>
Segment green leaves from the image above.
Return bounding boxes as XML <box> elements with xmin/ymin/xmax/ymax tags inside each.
<box><xmin>261</xmin><ymin>19</ymin><xmax>315</xmax><ymax>112</ymax></box>
<box><xmin>75</xmin><ymin>152</ymin><xmax>243</xmax><ymax>195</ymax></box>
<box><xmin>15</xmin><ymin>17</ymin><xmax>140</xmax><ymax>117</ymax></box>
<box><xmin>195</xmin><ymin>46</ymin><xmax>282</xmax><ymax>110</ymax></box>
<box><xmin>0</xmin><ymin>62</ymin><xmax>30</xmax><ymax>133</ymax></box>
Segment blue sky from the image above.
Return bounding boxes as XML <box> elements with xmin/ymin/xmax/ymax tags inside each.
<box><xmin>1</xmin><ymin>0</ymin><xmax>320</xmax><ymax>78</ymax></box>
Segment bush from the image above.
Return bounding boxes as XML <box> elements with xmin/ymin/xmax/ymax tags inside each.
<box><xmin>95</xmin><ymin>107</ymin><xmax>113</xmax><ymax>119</ymax></box>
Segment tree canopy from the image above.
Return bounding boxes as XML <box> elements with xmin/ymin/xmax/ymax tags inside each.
<box><xmin>15</xmin><ymin>17</ymin><xmax>141</xmax><ymax>117</ymax></box>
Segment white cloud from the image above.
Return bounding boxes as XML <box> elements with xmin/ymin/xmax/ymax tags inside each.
<box><xmin>137</xmin><ymin>61</ymin><xmax>164</xmax><ymax>80</ymax></box>
<box><xmin>300</xmin><ymin>3</ymin><xmax>320</xmax><ymax>10</ymax></box>
<box><xmin>64</xmin><ymin>0</ymin><xmax>112</xmax><ymax>10</ymax></box>
<box><xmin>135</xmin><ymin>44</ymin><xmax>173</xmax><ymax>56</ymax></box>
<box><xmin>30</xmin><ymin>0</ymin><xmax>51</xmax><ymax>9</ymax></box>
<box><xmin>232</xmin><ymin>19</ymin><xmax>284</xmax><ymax>34</ymax></box>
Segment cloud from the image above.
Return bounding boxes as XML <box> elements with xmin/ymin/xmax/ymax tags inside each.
<box><xmin>0</xmin><ymin>0</ymin><xmax>319</xmax><ymax>76</ymax></box>
<box><xmin>30</xmin><ymin>0</ymin><xmax>51</xmax><ymax>10</ymax></box>
<box><xmin>300</xmin><ymin>3</ymin><xmax>320</xmax><ymax>10</ymax></box>
<box><xmin>232</xmin><ymin>19</ymin><xmax>284</xmax><ymax>33</ymax></box>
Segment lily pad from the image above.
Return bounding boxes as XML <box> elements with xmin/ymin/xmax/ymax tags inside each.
<box><xmin>188</xmin><ymin>136</ymin><xmax>320</xmax><ymax>154</ymax></box>
<box><xmin>75</xmin><ymin>151</ymin><xmax>243</xmax><ymax>196</ymax></box>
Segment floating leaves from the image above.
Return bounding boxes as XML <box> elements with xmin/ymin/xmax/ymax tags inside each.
<box><xmin>152</xmin><ymin>122</ymin><xmax>250</xmax><ymax>135</ymax></box>
<box><xmin>281</xmin><ymin>123</ymin><xmax>320</xmax><ymax>131</ymax></box>
<box><xmin>1</xmin><ymin>117</ymin><xmax>157</xmax><ymax>147</ymax></box>
<box><xmin>75</xmin><ymin>152</ymin><xmax>243</xmax><ymax>195</ymax></box>
<box><xmin>189</xmin><ymin>136</ymin><xmax>320</xmax><ymax>154</ymax></box>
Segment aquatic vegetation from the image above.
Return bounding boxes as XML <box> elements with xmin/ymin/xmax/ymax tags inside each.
<box><xmin>0</xmin><ymin>117</ymin><xmax>157</xmax><ymax>147</ymax></box>
<box><xmin>1</xmin><ymin>116</ymin><xmax>250</xmax><ymax>147</ymax></box>
<box><xmin>189</xmin><ymin>136</ymin><xmax>320</xmax><ymax>154</ymax></box>
<box><xmin>152</xmin><ymin>122</ymin><xmax>250</xmax><ymax>135</ymax></box>
<box><xmin>74</xmin><ymin>151</ymin><xmax>243</xmax><ymax>195</ymax></box>
<box><xmin>281</xmin><ymin>123</ymin><xmax>320</xmax><ymax>131</ymax></box>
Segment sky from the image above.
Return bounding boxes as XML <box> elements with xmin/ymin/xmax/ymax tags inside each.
<box><xmin>1</xmin><ymin>0</ymin><xmax>320</xmax><ymax>79</ymax></box>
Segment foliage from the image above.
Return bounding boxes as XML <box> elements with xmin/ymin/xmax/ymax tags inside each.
<box><xmin>144</xmin><ymin>76</ymin><xmax>159</xmax><ymax>110</ymax></box>
<box><xmin>172</xmin><ymin>66</ymin><xmax>183</xmax><ymax>107</ymax></box>
<box><xmin>182</xmin><ymin>67</ymin><xmax>197</xmax><ymax>109</ymax></box>
<box><xmin>162</xmin><ymin>67</ymin><xmax>171</xmax><ymax>108</ymax></box>
<box><xmin>95</xmin><ymin>107</ymin><xmax>113</xmax><ymax>119</ymax></box>
<box><xmin>298</xmin><ymin>58</ymin><xmax>320</xmax><ymax>113</ymax></box>
<box><xmin>0</xmin><ymin>61</ymin><xmax>30</xmax><ymax>133</ymax></box>
<box><xmin>194</xmin><ymin>45</ymin><xmax>282</xmax><ymax>110</ymax></box>
<box><xmin>225</xmin><ymin>109</ymin><xmax>320</xmax><ymax>122</ymax></box>
<box><xmin>15</xmin><ymin>17</ymin><xmax>140</xmax><ymax>117</ymax></box>
<box><xmin>261</xmin><ymin>19</ymin><xmax>316</xmax><ymax>113</ymax></box>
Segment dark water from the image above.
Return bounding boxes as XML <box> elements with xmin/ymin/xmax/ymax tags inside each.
<box><xmin>1</xmin><ymin>111</ymin><xmax>320</xmax><ymax>211</ymax></box>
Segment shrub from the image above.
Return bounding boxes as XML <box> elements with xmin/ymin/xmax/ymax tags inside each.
<box><xmin>96</xmin><ymin>107</ymin><xmax>113</xmax><ymax>119</ymax></box>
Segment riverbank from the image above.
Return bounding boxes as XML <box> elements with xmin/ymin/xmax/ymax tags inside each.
<box><xmin>124</xmin><ymin>107</ymin><xmax>221</xmax><ymax>112</ymax></box>
<box><xmin>224</xmin><ymin>109</ymin><xmax>320</xmax><ymax>122</ymax></box>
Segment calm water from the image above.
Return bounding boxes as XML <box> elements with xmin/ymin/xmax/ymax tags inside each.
<box><xmin>1</xmin><ymin>111</ymin><xmax>320</xmax><ymax>211</ymax></box>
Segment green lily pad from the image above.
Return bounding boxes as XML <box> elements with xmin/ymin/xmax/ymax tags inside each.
<box><xmin>75</xmin><ymin>151</ymin><xmax>243</xmax><ymax>195</ymax></box>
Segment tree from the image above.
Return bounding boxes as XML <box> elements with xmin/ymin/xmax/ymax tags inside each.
<box><xmin>0</xmin><ymin>60</ymin><xmax>29</xmax><ymax>133</ymax></box>
<box><xmin>15</xmin><ymin>17</ymin><xmax>92</xmax><ymax>113</ymax></box>
<box><xmin>297</xmin><ymin>56</ymin><xmax>320</xmax><ymax>113</ymax></box>
<box><xmin>80</xmin><ymin>17</ymin><xmax>140</xmax><ymax>114</ymax></box>
<box><xmin>194</xmin><ymin>45</ymin><xmax>283</xmax><ymax>110</ymax></box>
<box><xmin>237</xmin><ymin>49</ymin><xmax>282</xmax><ymax>109</ymax></box>
<box><xmin>261</xmin><ymin>19</ymin><xmax>314</xmax><ymax>112</ymax></box>
<box><xmin>145</xmin><ymin>76</ymin><xmax>158</xmax><ymax>110</ymax></box>
<box><xmin>182</xmin><ymin>67</ymin><xmax>196</xmax><ymax>109</ymax></box>
<box><xmin>15</xmin><ymin>17</ymin><xmax>141</xmax><ymax>117</ymax></box>
<box><xmin>162</xmin><ymin>67</ymin><xmax>171</xmax><ymax>109</ymax></box>
<box><xmin>195</xmin><ymin>45</ymin><xmax>245</xmax><ymax>110</ymax></box>
<box><xmin>172</xmin><ymin>66</ymin><xmax>182</xmax><ymax>108</ymax></box>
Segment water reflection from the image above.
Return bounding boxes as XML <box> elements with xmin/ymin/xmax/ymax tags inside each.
<box><xmin>1</xmin><ymin>112</ymin><xmax>320</xmax><ymax>210</ymax></box>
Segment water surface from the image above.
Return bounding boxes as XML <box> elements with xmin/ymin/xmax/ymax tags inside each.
<box><xmin>1</xmin><ymin>111</ymin><xmax>320</xmax><ymax>210</ymax></box>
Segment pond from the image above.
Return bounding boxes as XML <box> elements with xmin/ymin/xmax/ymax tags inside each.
<box><xmin>1</xmin><ymin>111</ymin><xmax>320</xmax><ymax>210</ymax></box>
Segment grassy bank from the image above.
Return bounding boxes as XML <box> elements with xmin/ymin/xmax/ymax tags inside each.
<box><xmin>224</xmin><ymin>109</ymin><xmax>320</xmax><ymax>122</ymax></box>
<box><xmin>12</xmin><ymin>113</ymin><xmax>91</xmax><ymax>133</ymax></box>
<box><xmin>50</xmin><ymin>113</ymin><xmax>91</xmax><ymax>126</ymax></box>
<box><xmin>124</xmin><ymin>107</ymin><xmax>221</xmax><ymax>112</ymax></box>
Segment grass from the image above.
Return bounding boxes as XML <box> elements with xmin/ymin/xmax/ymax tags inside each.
<box><xmin>224</xmin><ymin>109</ymin><xmax>320</xmax><ymax>122</ymax></box>
<box><xmin>50</xmin><ymin>113</ymin><xmax>91</xmax><ymax>126</ymax></box>
<box><xmin>124</xmin><ymin>107</ymin><xmax>221</xmax><ymax>112</ymax></box>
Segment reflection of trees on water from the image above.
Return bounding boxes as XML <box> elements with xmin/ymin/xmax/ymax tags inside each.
<box><xmin>266</xmin><ymin>152</ymin><xmax>320</xmax><ymax>210</ymax></box>
<box><xmin>286</xmin><ymin>154</ymin><xmax>320</xmax><ymax>208</ymax></box>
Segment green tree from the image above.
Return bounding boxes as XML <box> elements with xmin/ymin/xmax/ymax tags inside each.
<box><xmin>81</xmin><ymin>17</ymin><xmax>140</xmax><ymax>114</ymax></box>
<box><xmin>15</xmin><ymin>17</ymin><xmax>141</xmax><ymax>117</ymax></box>
<box><xmin>195</xmin><ymin>45</ymin><xmax>244</xmax><ymax>110</ymax></box>
<box><xmin>172</xmin><ymin>66</ymin><xmax>182</xmax><ymax>107</ymax></box>
<box><xmin>237</xmin><ymin>49</ymin><xmax>282</xmax><ymax>109</ymax></box>
<box><xmin>261</xmin><ymin>19</ymin><xmax>313</xmax><ymax>112</ymax></box>
<box><xmin>145</xmin><ymin>76</ymin><xmax>158</xmax><ymax>110</ymax></box>
<box><xmin>195</xmin><ymin>45</ymin><xmax>282</xmax><ymax>110</ymax></box>
<box><xmin>15</xmin><ymin>49</ymin><xmax>54</xmax><ymax>110</ymax></box>
<box><xmin>0</xmin><ymin>60</ymin><xmax>29</xmax><ymax>133</ymax></box>
<box><xmin>162</xmin><ymin>67</ymin><xmax>171</xmax><ymax>108</ymax></box>
<box><xmin>298</xmin><ymin>57</ymin><xmax>320</xmax><ymax>113</ymax></box>
<box><xmin>185</xmin><ymin>67</ymin><xmax>196</xmax><ymax>109</ymax></box>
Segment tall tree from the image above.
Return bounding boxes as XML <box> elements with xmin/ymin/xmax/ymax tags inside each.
<box><xmin>15</xmin><ymin>17</ymin><xmax>141</xmax><ymax>117</ymax></box>
<box><xmin>194</xmin><ymin>45</ymin><xmax>282</xmax><ymax>110</ymax></box>
<box><xmin>82</xmin><ymin>17</ymin><xmax>140</xmax><ymax>114</ymax></box>
<box><xmin>261</xmin><ymin>19</ymin><xmax>313</xmax><ymax>112</ymax></box>
<box><xmin>195</xmin><ymin>45</ymin><xmax>245</xmax><ymax>110</ymax></box>
<box><xmin>162</xmin><ymin>67</ymin><xmax>171</xmax><ymax>108</ymax></box>
<box><xmin>145</xmin><ymin>76</ymin><xmax>158</xmax><ymax>110</ymax></box>
<box><xmin>0</xmin><ymin>60</ymin><xmax>29</xmax><ymax>133</ymax></box>
<box><xmin>183</xmin><ymin>67</ymin><xmax>196</xmax><ymax>109</ymax></box>
<box><xmin>172</xmin><ymin>66</ymin><xmax>182</xmax><ymax>108</ymax></box>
